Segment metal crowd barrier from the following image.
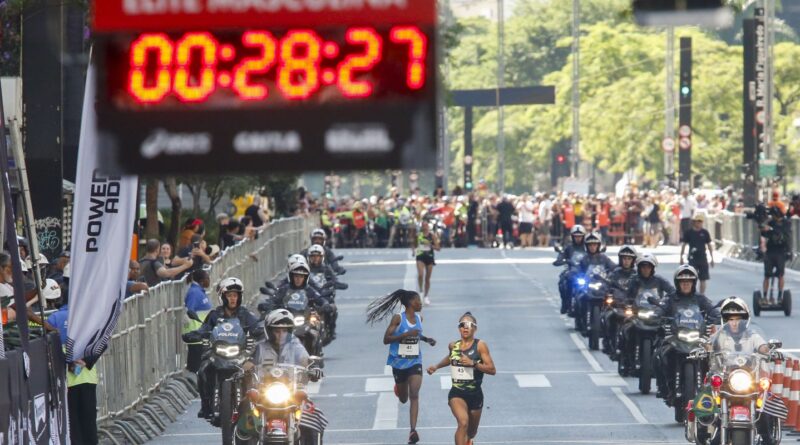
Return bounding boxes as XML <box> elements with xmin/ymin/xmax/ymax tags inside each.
<box><xmin>95</xmin><ymin>215</ymin><xmax>316</xmax><ymax>422</ymax></box>
<box><xmin>711</xmin><ymin>211</ymin><xmax>800</xmax><ymax>268</ymax></box>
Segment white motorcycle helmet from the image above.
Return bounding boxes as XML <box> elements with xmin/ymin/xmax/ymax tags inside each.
<box><xmin>42</xmin><ymin>278</ymin><xmax>62</xmax><ymax>303</ymax></box>
<box><xmin>288</xmin><ymin>257</ymin><xmax>310</xmax><ymax>288</ymax></box>
<box><xmin>307</xmin><ymin>245</ymin><xmax>325</xmax><ymax>267</ymax></box>
<box><xmin>570</xmin><ymin>225</ymin><xmax>586</xmax><ymax>243</ymax></box>
<box><xmin>218</xmin><ymin>277</ymin><xmax>244</xmax><ymax>307</ymax></box>
<box><xmin>719</xmin><ymin>297</ymin><xmax>750</xmax><ymax>326</ymax></box>
<box><xmin>673</xmin><ymin>264</ymin><xmax>699</xmax><ymax>294</ymax></box>
<box><xmin>265</xmin><ymin>309</ymin><xmax>295</xmax><ymax>343</ymax></box>
<box><xmin>310</xmin><ymin>228</ymin><xmax>327</xmax><ymax>243</ymax></box>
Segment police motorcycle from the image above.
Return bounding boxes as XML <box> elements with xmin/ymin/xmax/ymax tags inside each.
<box><xmin>575</xmin><ymin>264</ymin><xmax>611</xmax><ymax>351</ymax></box>
<box><xmin>601</xmin><ymin>285</ymin><xmax>630</xmax><ymax>360</ymax></box>
<box><xmin>619</xmin><ymin>287</ymin><xmax>665</xmax><ymax>394</ymax></box>
<box><xmin>184</xmin><ymin>312</ymin><xmax>257</xmax><ymax>438</ymax></box>
<box><xmin>685</xmin><ymin>318</ymin><xmax>783</xmax><ymax>445</ymax></box>
<box><xmin>553</xmin><ymin>225</ymin><xmax>588</xmax><ymax>317</ymax></box>
<box><xmin>258</xmin><ymin>258</ymin><xmax>328</xmax><ymax>365</ymax></box>
<box><xmin>653</xmin><ymin>299</ymin><xmax>713</xmax><ymax>423</ymax></box>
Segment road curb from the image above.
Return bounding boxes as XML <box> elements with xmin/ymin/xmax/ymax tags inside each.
<box><xmin>721</xmin><ymin>256</ymin><xmax>800</xmax><ymax>279</ymax></box>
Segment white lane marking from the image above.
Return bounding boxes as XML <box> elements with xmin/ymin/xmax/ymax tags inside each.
<box><xmin>371</xmin><ymin>392</ymin><xmax>399</xmax><ymax>430</ymax></box>
<box><xmin>365</xmin><ymin>377</ymin><xmax>395</xmax><ymax>392</ymax></box>
<box><xmin>514</xmin><ymin>374</ymin><xmax>552</xmax><ymax>388</ymax></box>
<box><xmin>589</xmin><ymin>373</ymin><xmax>627</xmax><ymax>386</ymax></box>
<box><xmin>403</xmin><ymin>256</ymin><xmax>416</xmax><ymax>291</ymax></box>
<box><xmin>611</xmin><ymin>387</ymin><xmax>649</xmax><ymax>424</ymax></box>
<box><xmin>323</xmin><ymin>421</ymin><xmax>656</xmax><ymax>433</ymax></box>
<box><xmin>569</xmin><ymin>333</ymin><xmax>604</xmax><ymax>372</ymax></box>
<box><xmin>440</xmin><ymin>376</ymin><xmax>452</xmax><ymax>390</ymax></box>
<box><xmin>383</xmin><ymin>365</ymin><xmax>393</xmax><ymax>376</ymax></box>
<box><xmin>306</xmin><ymin>381</ymin><xmax>321</xmax><ymax>394</ymax></box>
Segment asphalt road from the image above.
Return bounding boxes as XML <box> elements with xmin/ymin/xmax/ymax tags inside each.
<box><xmin>148</xmin><ymin>245</ymin><xmax>800</xmax><ymax>445</ymax></box>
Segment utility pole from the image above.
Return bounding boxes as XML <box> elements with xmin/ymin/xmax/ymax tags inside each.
<box><xmin>664</xmin><ymin>27</ymin><xmax>675</xmax><ymax>186</ymax></box>
<box><xmin>764</xmin><ymin>0</ymin><xmax>775</xmax><ymax>161</ymax></box>
<box><xmin>571</xmin><ymin>0</ymin><xmax>581</xmax><ymax>178</ymax></box>
<box><xmin>496</xmin><ymin>0</ymin><xmax>506</xmax><ymax>192</ymax></box>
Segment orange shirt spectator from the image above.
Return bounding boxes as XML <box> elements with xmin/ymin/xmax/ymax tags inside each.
<box><xmin>768</xmin><ymin>192</ymin><xmax>786</xmax><ymax>215</ymax></box>
<box><xmin>597</xmin><ymin>203</ymin><xmax>610</xmax><ymax>228</ymax></box>
<box><xmin>563</xmin><ymin>203</ymin><xmax>575</xmax><ymax>229</ymax></box>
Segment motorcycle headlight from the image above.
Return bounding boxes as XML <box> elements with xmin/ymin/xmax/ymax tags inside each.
<box><xmin>729</xmin><ymin>370</ymin><xmax>754</xmax><ymax>393</ymax></box>
<box><xmin>677</xmin><ymin>330</ymin><xmax>701</xmax><ymax>343</ymax></box>
<box><xmin>215</xmin><ymin>345</ymin><xmax>240</xmax><ymax>358</ymax></box>
<box><xmin>589</xmin><ymin>282</ymin><xmax>602</xmax><ymax>290</ymax></box>
<box><xmin>309</xmin><ymin>314</ymin><xmax>319</xmax><ymax>325</ymax></box>
<box><xmin>576</xmin><ymin>278</ymin><xmax>587</xmax><ymax>286</ymax></box>
<box><xmin>264</xmin><ymin>382</ymin><xmax>291</xmax><ymax>404</ymax></box>
<box><xmin>293</xmin><ymin>316</ymin><xmax>305</xmax><ymax>327</ymax></box>
<box><xmin>637</xmin><ymin>309</ymin><xmax>655</xmax><ymax>320</ymax></box>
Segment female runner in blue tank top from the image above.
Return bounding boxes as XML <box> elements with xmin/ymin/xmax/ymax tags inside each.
<box><xmin>367</xmin><ymin>289</ymin><xmax>436</xmax><ymax>444</ymax></box>
<box><xmin>428</xmin><ymin>312</ymin><xmax>496</xmax><ymax>445</ymax></box>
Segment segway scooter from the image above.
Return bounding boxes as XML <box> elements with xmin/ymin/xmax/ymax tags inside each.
<box><xmin>753</xmin><ymin>274</ymin><xmax>791</xmax><ymax>316</ymax></box>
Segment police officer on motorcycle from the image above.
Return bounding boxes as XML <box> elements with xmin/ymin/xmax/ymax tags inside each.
<box><xmin>301</xmin><ymin>228</ymin><xmax>345</xmax><ymax>275</ymax></box>
<box><xmin>653</xmin><ymin>265</ymin><xmax>718</xmax><ymax>400</ymax></box>
<box><xmin>554</xmin><ymin>225</ymin><xmax>587</xmax><ymax>314</ymax></box>
<box><xmin>578</xmin><ymin>231</ymin><xmax>615</xmax><ymax>274</ymax></box>
<box><xmin>706</xmin><ymin>298</ymin><xmax>777</xmax><ymax>445</ymax></box>
<box><xmin>601</xmin><ymin>245</ymin><xmax>638</xmax><ymax>355</ymax></box>
<box><xmin>270</xmin><ymin>256</ymin><xmax>328</xmax><ymax>312</ymax></box>
<box><xmin>183</xmin><ymin>277</ymin><xmax>262</xmax><ymax>419</ymax></box>
<box><xmin>238</xmin><ymin>309</ymin><xmax>325</xmax><ymax>444</ymax></box>
<box><xmin>306</xmin><ymin>246</ymin><xmax>342</xmax><ymax>339</ymax></box>
<box><xmin>626</xmin><ymin>253</ymin><xmax>675</xmax><ymax>303</ymax></box>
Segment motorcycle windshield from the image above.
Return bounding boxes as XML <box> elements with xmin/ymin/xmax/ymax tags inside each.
<box><xmin>570</xmin><ymin>252</ymin><xmax>586</xmax><ymax>268</ymax></box>
<box><xmin>588</xmin><ymin>266</ymin><xmax>607</xmax><ymax>280</ymax></box>
<box><xmin>286</xmin><ymin>292</ymin><xmax>309</xmax><ymax>312</ymax></box>
<box><xmin>673</xmin><ymin>303</ymin><xmax>705</xmax><ymax>331</ymax></box>
<box><xmin>310</xmin><ymin>274</ymin><xmax>326</xmax><ymax>288</ymax></box>
<box><xmin>212</xmin><ymin>318</ymin><xmax>246</xmax><ymax>345</ymax></box>
<box><xmin>635</xmin><ymin>288</ymin><xmax>660</xmax><ymax>308</ymax></box>
<box><xmin>708</xmin><ymin>321</ymin><xmax>770</xmax><ymax>375</ymax></box>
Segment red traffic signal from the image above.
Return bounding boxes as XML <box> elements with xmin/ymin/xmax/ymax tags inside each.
<box><xmin>556</xmin><ymin>154</ymin><xmax>567</xmax><ymax>164</ymax></box>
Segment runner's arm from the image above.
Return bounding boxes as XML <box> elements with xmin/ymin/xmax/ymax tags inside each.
<box><xmin>476</xmin><ymin>341</ymin><xmax>496</xmax><ymax>375</ymax></box>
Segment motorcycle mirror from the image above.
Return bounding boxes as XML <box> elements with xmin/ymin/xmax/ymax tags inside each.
<box><xmin>554</xmin><ymin>243</ymin><xmax>563</xmax><ymax>253</ymax></box>
<box><xmin>186</xmin><ymin>310</ymin><xmax>202</xmax><ymax>322</ymax></box>
<box><xmin>257</xmin><ymin>302</ymin><xmax>272</xmax><ymax>314</ymax></box>
<box><xmin>600</xmin><ymin>246</ymin><xmax>607</xmax><ymax>253</ymax></box>
<box><xmin>768</xmin><ymin>339</ymin><xmax>783</xmax><ymax>350</ymax></box>
<box><xmin>335</xmin><ymin>282</ymin><xmax>349</xmax><ymax>290</ymax></box>
<box><xmin>335</xmin><ymin>255</ymin><xmax>344</xmax><ymax>261</ymax></box>
<box><xmin>337</xmin><ymin>269</ymin><xmax>347</xmax><ymax>276</ymax></box>
<box><xmin>264</xmin><ymin>281</ymin><xmax>276</xmax><ymax>290</ymax></box>
<box><xmin>260</xmin><ymin>287</ymin><xmax>276</xmax><ymax>296</ymax></box>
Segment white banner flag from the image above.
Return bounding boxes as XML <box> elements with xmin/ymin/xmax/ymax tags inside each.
<box><xmin>66</xmin><ymin>62</ymin><xmax>137</xmax><ymax>365</ymax></box>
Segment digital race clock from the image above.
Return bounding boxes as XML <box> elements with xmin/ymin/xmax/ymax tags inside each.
<box><xmin>92</xmin><ymin>0</ymin><xmax>438</xmax><ymax>175</ymax></box>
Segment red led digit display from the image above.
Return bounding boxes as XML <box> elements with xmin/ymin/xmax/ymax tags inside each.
<box><xmin>106</xmin><ymin>26</ymin><xmax>432</xmax><ymax>109</ymax></box>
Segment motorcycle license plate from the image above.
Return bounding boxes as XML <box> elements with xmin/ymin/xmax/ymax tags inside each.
<box><xmin>399</xmin><ymin>343</ymin><xmax>419</xmax><ymax>357</ymax></box>
<box><xmin>451</xmin><ymin>366</ymin><xmax>474</xmax><ymax>381</ymax></box>
<box><xmin>730</xmin><ymin>405</ymin><xmax>751</xmax><ymax>422</ymax></box>
<box><xmin>268</xmin><ymin>419</ymin><xmax>287</xmax><ymax>434</ymax></box>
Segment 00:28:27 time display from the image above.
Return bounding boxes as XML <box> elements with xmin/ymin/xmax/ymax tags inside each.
<box><xmin>125</xmin><ymin>26</ymin><xmax>428</xmax><ymax>104</ymax></box>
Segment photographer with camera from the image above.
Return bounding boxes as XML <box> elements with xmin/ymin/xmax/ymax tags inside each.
<box><xmin>759</xmin><ymin>207</ymin><xmax>792</xmax><ymax>304</ymax></box>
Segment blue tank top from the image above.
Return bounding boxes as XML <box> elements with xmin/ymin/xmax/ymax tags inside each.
<box><xmin>387</xmin><ymin>312</ymin><xmax>423</xmax><ymax>369</ymax></box>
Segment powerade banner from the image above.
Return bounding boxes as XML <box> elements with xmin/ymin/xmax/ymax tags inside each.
<box><xmin>0</xmin><ymin>334</ymin><xmax>70</xmax><ymax>445</ymax></box>
<box><xmin>65</xmin><ymin>62</ymin><xmax>137</xmax><ymax>366</ymax></box>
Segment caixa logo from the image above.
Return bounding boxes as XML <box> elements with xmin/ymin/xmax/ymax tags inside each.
<box><xmin>140</xmin><ymin>129</ymin><xmax>212</xmax><ymax>159</ymax></box>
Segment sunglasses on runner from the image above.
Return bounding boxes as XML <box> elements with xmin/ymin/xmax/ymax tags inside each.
<box><xmin>458</xmin><ymin>321</ymin><xmax>477</xmax><ymax>329</ymax></box>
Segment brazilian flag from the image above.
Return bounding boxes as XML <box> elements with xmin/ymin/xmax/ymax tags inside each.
<box><xmin>691</xmin><ymin>387</ymin><xmax>718</xmax><ymax>416</ymax></box>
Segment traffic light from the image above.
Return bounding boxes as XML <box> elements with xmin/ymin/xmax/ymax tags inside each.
<box><xmin>465</xmin><ymin>181</ymin><xmax>474</xmax><ymax>191</ymax></box>
<box><xmin>551</xmin><ymin>147</ymin><xmax>571</xmax><ymax>186</ymax></box>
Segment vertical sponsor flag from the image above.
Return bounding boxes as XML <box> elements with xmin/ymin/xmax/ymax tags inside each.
<box><xmin>66</xmin><ymin>62</ymin><xmax>137</xmax><ymax>366</ymax></box>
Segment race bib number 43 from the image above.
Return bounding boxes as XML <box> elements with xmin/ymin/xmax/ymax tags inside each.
<box><xmin>451</xmin><ymin>365</ymin><xmax>474</xmax><ymax>381</ymax></box>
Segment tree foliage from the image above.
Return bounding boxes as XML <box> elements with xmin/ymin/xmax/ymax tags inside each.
<box><xmin>444</xmin><ymin>0</ymin><xmax>800</xmax><ymax>192</ymax></box>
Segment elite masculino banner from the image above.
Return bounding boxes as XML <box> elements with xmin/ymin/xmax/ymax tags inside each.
<box><xmin>66</xmin><ymin>63</ymin><xmax>137</xmax><ymax>366</ymax></box>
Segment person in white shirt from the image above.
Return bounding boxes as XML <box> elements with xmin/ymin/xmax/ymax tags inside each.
<box><xmin>678</xmin><ymin>190</ymin><xmax>697</xmax><ymax>242</ymax></box>
<box><xmin>516</xmin><ymin>195</ymin><xmax>536</xmax><ymax>248</ymax></box>
<box><xmin>538</xmin><ymin>196</ymin><xmax>553</xmax><ymax>246</ymax></box>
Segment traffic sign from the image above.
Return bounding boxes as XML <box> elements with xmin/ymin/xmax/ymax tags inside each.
<box><xmin>662</xmin><ymin>137</ymin><xmax>675</xmax><ymax>152</ymax></box>
<box><xmin>679</xmin><ymin>137</ymin><xmax>692</xmax><ymax>150</ymax></box>
<box><xmin>91</xmin><ymin>0</ymin><xmax>437</xmax><ymax>174</ymax></box>
<box><xmin>678</xmin><ymin>125</ymin><xmax>692</xmax><ymax>137</ymax></box>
